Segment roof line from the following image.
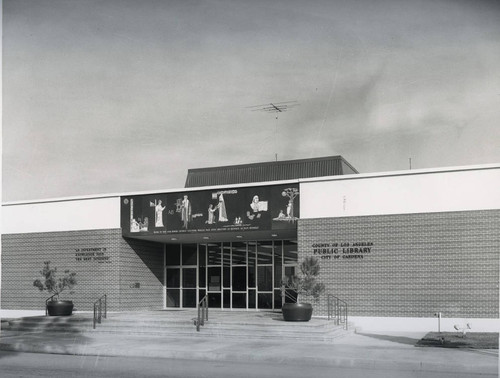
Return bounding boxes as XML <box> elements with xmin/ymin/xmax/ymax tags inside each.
<box><xmin>2</xmin><ymin>179</ymin><xmax>301</xmax><ymax>206</ymax></box>
<box><xmin>186</xmin><ymin>155</ymin><xmax>345</xmax><ymax>173</ymax></box>
<box><xmin>299</xmin><ymin>163</ymin><xmax>500</xmax><ymax>184</ymax></box>
<box><xmin>340</xmin><ymin>156</ymin><xmax>359</xmax><ymax>174</ymax></box>
<box><xmin>3</xmin><ymin>162</ymin><xmax>498</xmax><ymax>206</ymax></box>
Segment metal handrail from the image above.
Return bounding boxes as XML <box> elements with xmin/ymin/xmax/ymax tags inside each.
<box><xmin>195</xmin><ymin>294</ymin><xmax>209</xmax><ymax>331</ymax></box>
<box><xmin>93</xmin><ymin>294</ymin><xmax>107</xmax><ymax>329</ymax></box>
<box><xmin>327</xmin><ymin>294</ymin><xmax>348</xmax><ymax>330</ymax></box>
<box><xmin>45</xmin><ymin>293</ymin><xmax>59</xmax><ymax>316</ymax></box>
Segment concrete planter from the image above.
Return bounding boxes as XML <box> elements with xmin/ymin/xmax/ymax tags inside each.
<box><xmin>282</xmin><ymin>303</ymin><xmax>313</xmax><ymax>321</ymax></box>
<box><xmin>47</xmin><ymin>300</ymin><xmax>74</xmax><ymax>316</ymax></box>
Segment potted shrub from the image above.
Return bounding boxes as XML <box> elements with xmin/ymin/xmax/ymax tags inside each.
<box><xmin>33</xmin><ymin>261</ymin><xmax>77</xmax><ymax>316</ymax></box>
<box><xmin>281</xmin><ymin>256</ymin><xmax>325</xmax><ymax>321</ymax></box>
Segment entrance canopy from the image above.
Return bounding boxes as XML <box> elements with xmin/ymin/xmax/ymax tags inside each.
<box><xmin>124</xmin><ymin>229</ymin><xmax>297</xmax><ymax>243</ymax></box>
<box><xmin>124</xmin><ymin>228</ymin><xmax>297</xmax><ymax>244</ymax></box>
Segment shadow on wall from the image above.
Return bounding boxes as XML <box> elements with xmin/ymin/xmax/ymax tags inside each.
<box><xmin>121</xmin><ymin>238</ymin><xmax>164</xmax><ymax>284</ymax></box>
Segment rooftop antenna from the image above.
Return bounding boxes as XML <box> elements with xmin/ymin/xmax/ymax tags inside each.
<box><xmin>247</xmin><ymin>101</ymin><xmax>299</xmax><ymax>161</ymax></box>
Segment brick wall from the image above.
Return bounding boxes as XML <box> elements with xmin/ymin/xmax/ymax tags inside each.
<box><xmin>298</xmin><ymin>210</ymin><xmax>499</xmax><ymax>318</ymax></box>
<box><xmin>1</xmin><ymin>229</ymin><xmax>165</xmax><ymax>311</ymax></box>
<box><xmin>1</xmin><ymin>229</ymin><xmax>121</xmax><ymax>311</ymax></box>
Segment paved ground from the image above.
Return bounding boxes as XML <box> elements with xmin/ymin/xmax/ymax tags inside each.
<box><xmin>1</xmin><ymin>350</ymin><xmax>495</xmax><ymax>378</ymax></box>
<box><xmin>1</xmin><ymin>310</ymin><xmax>498</xmax><ymax>376</ymax></box>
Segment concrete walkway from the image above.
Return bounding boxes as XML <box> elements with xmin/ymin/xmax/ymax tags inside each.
<box><xmin>1</xmin><ymin>311</ymin><xmax>498</xmax><ymax>376</ymax></box>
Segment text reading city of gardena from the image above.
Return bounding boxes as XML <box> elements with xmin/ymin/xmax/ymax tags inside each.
<box><xmin>312</xmin><ymin>242</ymin><xmax>373</xmax><ymax>260</ymax></box>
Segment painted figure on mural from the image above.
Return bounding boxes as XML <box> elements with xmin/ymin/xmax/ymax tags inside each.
<box><xmin>140</xmin><ymin>217</ymin><xmax>149</xmax><ymax>232</ymax></box>
<box><xmin>206</xmin><ymin>203</ymin><xmax>218</xmax><ymax>224</ymax></box>
<box><xmin>246</xmin><ymin>195</ymin><xmax>268</xmax><ymax>225</ymax></box>
<box><xmin>181</xmin><ymin>195</ymin><xmax>192</xmax><ymax>229</ymax></box>
<box><xmin>130</xmin><ymin>218</ymin><xmax>140</xmax><ymax>232</ymax></box>
<box><xmin>274</xmin><ymin>187</ymin><xmax>299</xmax><ymax>222</ymax></box>
<box><xmin>218</xmin><ymin>194</ymin><xmax>228</xmax><ymax>222</ymax></box>
<box><xmin>155</xmin><ymin>200</ymin><xmax>166</xmax><ymax>227</ymax></box>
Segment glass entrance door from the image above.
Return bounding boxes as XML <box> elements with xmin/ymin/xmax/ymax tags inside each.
<box><xmin>256</xmin><ymin>241</ymin><xmax>273</xmax><ymax>309</ymax></box>
<box><xmin>232</xmin><ymin>242</ymin><xmax>247</xmax><ymax>309</ymax></box>
<box><xmin>206</xmin><ymin>243</ymin><xmax>222</xmax><ymax>308</ymax></box>
<box><xmin>181</xmin><ymin>267</ymin><xmax>197</xmax><ymax>307</ymax></box>
<box><xmin>165</xmin><ymin>244</ymin><xmax>181</xmax><ymax>307</ymax></box>
<box><xmin>165</xmin><ymin>244</ymin><xmax>198</xmax><ymax>308</ymax></box>
<box><xmin>165</xmin><ymin>240</ymin><xmax>298</xmax><ymax>310</ymax></box>
<box><xmin>282</xmin><ymin>240</ymin><xmax>298</xmax><ymax>305</ymax></box>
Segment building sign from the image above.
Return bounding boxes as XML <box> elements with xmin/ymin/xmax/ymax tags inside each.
<box><xmin>312</xmin><ymin>242</ymin><xmax>373</xmax><ymax>260</ymax></box>
<box><xmin>75</xmin><ymin>247</ymin><xmax>111</xmax><ymax>263</ymax></box>
<box><xmin>121</xmin><ymin>184</ymin><xmax>299</xmax><ymax>237</ymax></box>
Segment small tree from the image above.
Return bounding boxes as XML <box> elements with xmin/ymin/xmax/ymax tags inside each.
<box><xmin>281</xmin><ymin>256</ymin><xmax>325</xmax><ymax>303</ymax></box>
<box><xmin>33</xmin><ymin>261</ymin><xmax>77</xmax><ymax>300</ymax></box>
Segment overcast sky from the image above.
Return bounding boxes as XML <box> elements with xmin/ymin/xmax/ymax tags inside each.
<box><xmin>3</xmin><ymin>0</ymin><xmax>500</xmax><ymax>202</ymax></box>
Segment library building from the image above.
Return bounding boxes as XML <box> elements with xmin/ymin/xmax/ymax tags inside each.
<box><xmin>2</xmin><ymin>156</ymin><xmax>499</xmax><ymax>331</ymax></box>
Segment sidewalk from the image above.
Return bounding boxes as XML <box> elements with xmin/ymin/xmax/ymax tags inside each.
<box><xmin>1</xmin><ymin>329</ymin><xmax>497</xmax><ymax>375</ymax></box>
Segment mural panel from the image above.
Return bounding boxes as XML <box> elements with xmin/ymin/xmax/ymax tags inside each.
<box><xmin>121</xmin><ymin>184</ymin><xmax>299</xmax><ymax>236</ymax></box>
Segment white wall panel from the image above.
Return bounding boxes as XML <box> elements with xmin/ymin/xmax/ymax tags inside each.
<box><xmin>300</xmin><ymin>167</ymin><xmax>500</xmax><ymax>218</ymax></box>
<box><xmin>2</xmin><ymin>197</ymin><xmax>121</xmax><ymax>234</ymax></box>
<box><xmin>3</xmin><ymin>166</ymin><xmax>499</xmax><ymax>232</ymax></box>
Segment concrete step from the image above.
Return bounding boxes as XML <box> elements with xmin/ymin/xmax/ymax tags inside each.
<box><xmin>3</xmin><ymin>315</ymin><xmax>94</xmax><ymax>333</ymax></box>
<box><xmin>93</xmin><ymin>322</ymin><xmax>348</xmax><ymax>335</ymax></box>
<box><xmin>4</xmin><ymin>323</ymin><xmax>353</xmax><ymax>342</ymax></box>
<box><xmin>92</xmin><ymin>318</ymin><xmax>344</xmax><ymax>330</ymax></box>
<box><xmin>2</xmin><ymin>312</ymin><xmax>354</xmax><ymax>342</ymax></box>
